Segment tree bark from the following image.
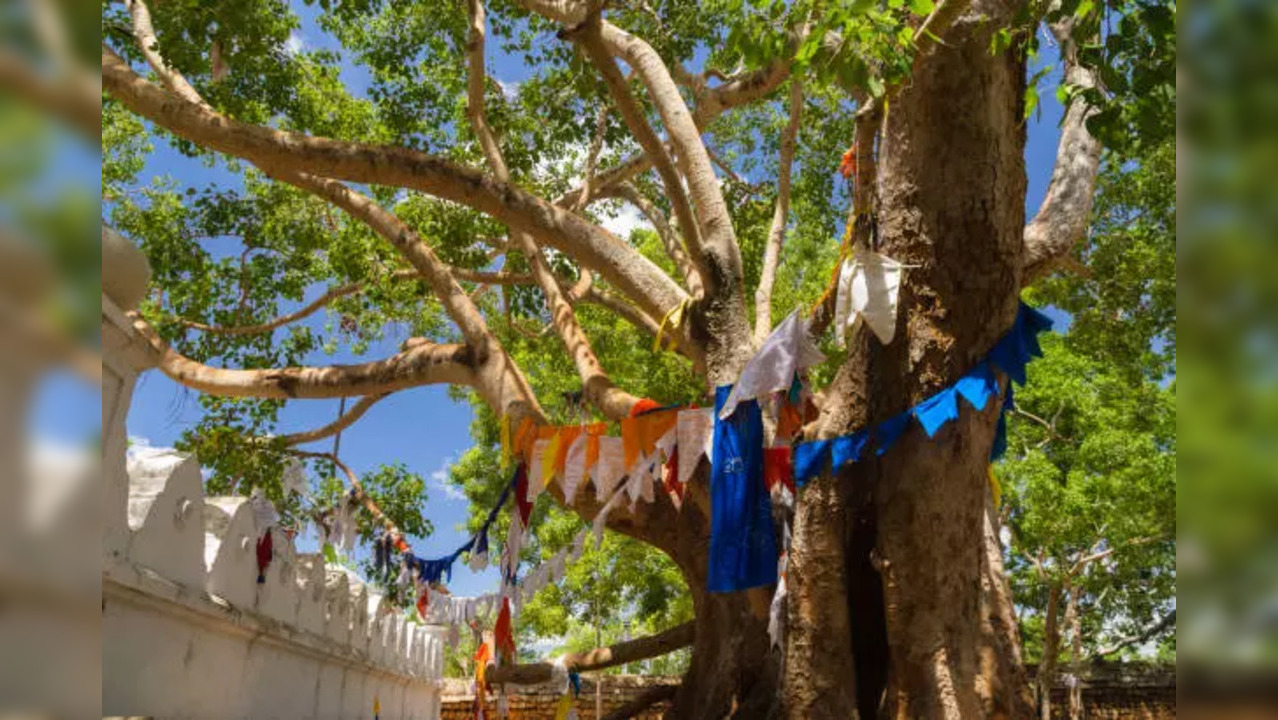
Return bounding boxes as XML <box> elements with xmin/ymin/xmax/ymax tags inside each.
<box><xmin>787</xmin><ymin>0</ymin><xmax>1033</xmax><ymax>716</ymax></box>
<box><xmin>1040</xmin><ymin>585</ymin><xmax>1061</xmax><ymax>720</ymax></box>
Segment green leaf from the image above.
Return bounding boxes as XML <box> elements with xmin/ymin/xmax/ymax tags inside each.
<box><xmin>909</xmin><ymin>0</ymin><xmax>935</xmax><ymax>16</ymax></box>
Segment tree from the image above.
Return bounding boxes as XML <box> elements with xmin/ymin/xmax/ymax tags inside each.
<box><xmin>1002</xmin><ymin>142</ymin><xmax>1176</xmax><ymax>719</ymax></box>
<box><xmin>101</xmin><ymin>0</ymin><xmax>1174</xmax><ymax>716</ymax></box>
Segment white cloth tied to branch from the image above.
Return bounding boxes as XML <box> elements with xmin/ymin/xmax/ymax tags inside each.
<box><xmin>719</xmin><ymin>309</ymin><xmax>826</xmax><ymax>419</ymax></box>
<box><xmin>834</xmin><ymin>250</ymin><xmax>909</xmax><ymax>346</ymax></box>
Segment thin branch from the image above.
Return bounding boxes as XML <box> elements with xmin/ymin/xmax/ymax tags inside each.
<box><xmin>277</xmin><ymin>394</ymin><xmax>389</xmax><ymax>446</ymax></box>
<box><xmin>604</xmin><ymin>182</ymin><xmax>702</xmax><ymax>296</ymax></box>
<box><xmin>289</xmin><ymin>450</ymin><xmax>407</xmax><ymax>544</ymax></box>
<box><xmin>173</xmin><ymin>270</ymin><xmax>418</xmax><ymax>336</ymax></box>
<box><xmin>705</xmin><ymin>144</ymin><xmax>767</xmax><ymax>196</ymax></box>
<box><xmin>1094</xmin><ymin>610</ymin><xmax>1176</xmax><ymax>659</ymax></box>
<box><xmin>753</xmin><ymin>77</ymin><xmax>804</xmax><ymax>344</ymax></box>
<box><xmin>572</xmin><ymin>103</ymin><xmax>610</xmax><ymax>212</ymax></box>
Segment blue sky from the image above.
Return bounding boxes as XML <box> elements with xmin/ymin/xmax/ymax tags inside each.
<box><xmin>58</xmin><ymin>10</ymin><xmax>1068</xmax><ymax>598</ymax></box>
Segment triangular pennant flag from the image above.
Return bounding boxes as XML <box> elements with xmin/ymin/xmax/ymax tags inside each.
<box><xmin>561</xmin><ymin>433</ymin><xmax>589</xmax><ymax>504</ymax></box>
<box><xmin>874</xmin><ymin>411</ymin><xmax>912</xmax><ymax>456</ymax></box>
<box><xmin>914</xmin><ymin>387</ymin><xmax>959</xmax><ymax>438</ymax></box>
<box><xmin>831</xmin><ymin>430</ymin><xmax>869</xmax><ymax>469</ymax></box>
<box><xmin>956</xmin><ymin>361</ymin><xmax>999</xmax><ymax>411</ymax></box>
<box><xmin>514</xmin><ymin>463</ymin><xmax>532</xmax><ymax>527</ymax></box>
<box><xmin>793</xmin><ymin>439</ymin><xmax>831</xmax><ymax>487</ymax></box>
<box><xmin>676</xmin><ymin>408</ymin><xmax>714</xmax><ymax>485</ymax></box>
<box><xmin>719</xmin><ymin>310</ymin><xmax>826</xmax><ymax>420</ymax></box>
<box><xmin>468</xmin><ymin>531</ymin><xmax>489</xmax><ymax>572</ymax></box>
<box><xmin>553</xmin><ymin>427</ymin><xmax>582</xmax><ymax>480</ymax></box>
<box><xmin>763</xmin><ymin>446</ymin><xmax>794</xmax><ymax>493</ymax></box>
<box><xmin>536</xmin><ymin>436</ymin><xmax>558</xmax><ymax>495</ymax></box>
<box><xmin>593</xmin><ymin>437</ymin><xmax>626</xmax><ymax>500</ymax></box>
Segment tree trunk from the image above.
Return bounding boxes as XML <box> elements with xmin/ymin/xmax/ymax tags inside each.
<box><xmin>1040</xmin><ymin>585</ymin><xmax>1061</xmax><ymax>720</ymax></box>
<box><xmin>784</xmin><ymin>0</ymin><xmax>1032</xmax><ymax>715</ymax></box>
<box><xmin>1065</xmin><ymin>590</ymin><xmax>1083</xmax><ymax>720</ymax></box>
<box><xmin>981</xmin><ymin>494</ymin><xmax>1037</xmax><ymax>719</ymax></box>
<box><xmin>667</xmin><ymin>472</ymin><xmax>781</xmax><ymax>719</ymax></box>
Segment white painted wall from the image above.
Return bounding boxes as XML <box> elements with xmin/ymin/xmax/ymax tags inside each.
<box><xmin>102</xmin><ymin>295</ymin><xmax>447</xmax><ymax>719</ymax></box>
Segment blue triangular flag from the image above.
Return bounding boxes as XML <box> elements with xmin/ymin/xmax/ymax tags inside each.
<box><xmin>793</xmin><ymin>439</ymin><xmax>832</xmax><ymax>487</ymax></box>
<box><xmin>955</xmin><ymin>362</ymin><xmax>998</xmax><ymax>411</ymax></box>
<box><xmin>874</xmin><ymin>411</ymin><xmax>912</xmax><ymax>456</ymax></box>
<box><xmin>914</xmin><ymin>387</ymin><xmax>960</xmax><ymax>438</ymax></box>
<box><xmin>831</xmin><ymin>431</ymin><xmax>869</xmax><ymax>470</ymax></box>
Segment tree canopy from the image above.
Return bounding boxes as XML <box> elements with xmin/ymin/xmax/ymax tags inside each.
<box><xmin>101</xmin><ymin>0</ymin><xmax>1176</xmax><ymax>713</ymax></box>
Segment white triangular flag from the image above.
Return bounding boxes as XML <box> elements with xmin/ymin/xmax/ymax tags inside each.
<box><xmin>593</xmin><ymin>437</ymin><xmax>626</xmax><ymax>500</ymax></box>
<box><xmin>527</xmin><ymin>439</ymin><xmax>550</xmax><ymax>502</ymax></box>
<box><xmin>834</xmin><ymin>250</ymin><xmax>906</xmax><ymax>346</ymax></box>
<box><xmin>676</xmin><ymin>408</ymin><xmax>714</xmax><ymax>485</ymax></box>
<box><xmin>719</xmin><ymin>309</ymin><xmax>827</xmax><ymax>419</ymax></box>
<box><xmin>561</xmin><ymin>434</ymin><xmax>589</xmax><ymax>504</ymax></box>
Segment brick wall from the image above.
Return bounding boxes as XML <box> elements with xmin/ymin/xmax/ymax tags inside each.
<box><xmin>440</xmin><ymin>675</ymin><xmax>675</xmax><ymax>720</ymax></box>
<box><xmin>441</xmin><ymin>664</ymin><xmax>1176</xmax><ymax>720</ymax></box>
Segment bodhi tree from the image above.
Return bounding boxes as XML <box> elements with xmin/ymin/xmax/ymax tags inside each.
<box><xmin>101</xmin><ymin>0</ymin><xmax>1174</xmax><ymax>716</ymax></box>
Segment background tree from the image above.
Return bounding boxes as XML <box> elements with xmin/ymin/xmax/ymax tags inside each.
<box><xmin>1001</xmin><ymin>140</ymin><xmax>1176</xmax><ymax>719</ymax></box>
<box><xmin>101</xmin><ymin>0</ymin><xmax>1174</xmax><ymax>715</ymax></box>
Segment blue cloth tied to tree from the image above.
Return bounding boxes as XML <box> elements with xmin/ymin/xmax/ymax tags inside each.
<box><xmin>708</xmin><ymin>385</ymin><xmax>777</xmax><ymax>593</ymax></box>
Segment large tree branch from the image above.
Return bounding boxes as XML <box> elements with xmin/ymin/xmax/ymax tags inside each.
<box><xmin>753</xmin><ymin>77</ymin><xmax>804</xmax><ymax>344</ymax></box>
<box><xmin>0</xmin><ymin>48</ymin><xmax>98</xmax><ymax>139</ymax></box>
<box><xmin>604</xmin><ymin>182</ymin><xmax>702</xmax><ymax>296</ymax></box>
<box><xmin>129</xmin><ymin>310</ymin><xmax>478</xmax><ymax>398</ymax></box>
<box><xmin>1021</xmin><ymin>18</ymin><xmax>1103</xmax><ymax>284</ymax></box>
<box><xmin>575</xmin><ymin>29</ymin><xmax>708</xmax><ymax>284</ymax></box>
<box><xmin>485</xmin><ymin>621</ymin><xmax>694</xmax><ymax>685</ymax></box>
<box><xmin>277</xmin><ymin>394</ymin><xmax>388</xmax><ymax>446</ymax></box>
<box><xmin>594</xmin><ymin>19</ymin><xmax>745</xmax><ymax>303</ymax></box>
<box><xmin>554</xmin><ymin>47</ymin><xmax>791</xmax><ymax>213</ymax></box>
<box><xmin>465</xmin><ymin>0</ymin><xmax>640</xmax><ymax>421</ymax></box>
<box><xmin>101</xmin><ymin>45</ymin><xmax>688</xmax><ymax>324</ymax></box>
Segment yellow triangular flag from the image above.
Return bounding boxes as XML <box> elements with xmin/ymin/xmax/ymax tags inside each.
<box><xmin>988</xmin><ymin>466</ymin><xmax>1002</xmax><ymax>509</ymax></box>
<box><xmin>541</xmin><ymin>432</ymin><xmax>562</xmax><ymax>487</ymax></box>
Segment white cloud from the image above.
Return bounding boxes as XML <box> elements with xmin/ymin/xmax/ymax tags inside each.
<box><xmin>430</xmin><ymin>456</ymin><xmax>468</xmax><ymax>501</ymax></box>
<box><xmin>284</xmin><ymin>32</ymin><xmax>305</xmax><ymax>56</ymax></box>
<box><xmin>596</xmin><ymin>202</ymin><xmax>652</xmax><ymax>239</ymax></box>
<box><xmin>495</xmin><ymin>78</ymin><xmax>521</xmax><ymax>102</ymax></box>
